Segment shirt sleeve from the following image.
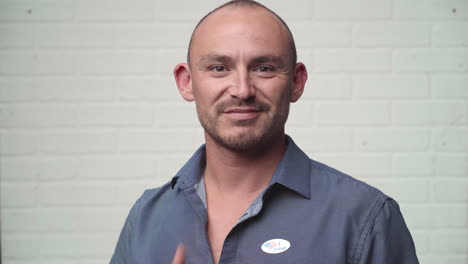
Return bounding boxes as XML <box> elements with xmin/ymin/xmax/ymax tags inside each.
<box><xmin>109</xmin><ymin>198</ymin><xmax>142</xmax><ymax>264</ymax></box>
<box><xmin>356</xmin><ymin>199</ymin><xmax>420</xmax><ymax>264</ymax></box>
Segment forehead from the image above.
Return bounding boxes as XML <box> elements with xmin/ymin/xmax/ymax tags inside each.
<box><xmin>189</xmin><ymin>7</ymin><xmax>290</xmax><ymax>63</ymax></box>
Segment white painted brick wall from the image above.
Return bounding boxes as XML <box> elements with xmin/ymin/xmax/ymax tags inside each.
<box><xmin>0</xmin><ymin>0</ymin><xmax>466</xmax><ymax>263</ymax></box>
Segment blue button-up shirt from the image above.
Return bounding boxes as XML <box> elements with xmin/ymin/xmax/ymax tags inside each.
<box><xmin>110</xmin><ymin>137</ymin><xmax>419</xmax><ymax>264</ymax></box>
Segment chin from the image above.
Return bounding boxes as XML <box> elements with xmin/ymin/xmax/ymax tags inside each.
<box><xmin>200</xmin><ymin>112</ymin><xmax>286</xmax><ymax>152</ymax></box>
<box><xmin>211</xmin><ymin>128</ymin><xmax>276</xmax><ymax>152</ymax></box>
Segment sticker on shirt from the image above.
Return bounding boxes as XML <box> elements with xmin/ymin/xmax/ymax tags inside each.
<box><xmin>261</xmin><ymin>238</ymin><xmax>290</xmax><ymax>254</ymax></box>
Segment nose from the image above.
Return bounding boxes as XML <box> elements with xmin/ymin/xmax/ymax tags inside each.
<box><xmin>229</xmin><ymin>70</ymin><xmax>256</xmax><ymax>100</ymax></box>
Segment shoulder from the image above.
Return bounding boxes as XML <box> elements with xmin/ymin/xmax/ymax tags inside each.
<box><xmin>124</xmin><ymin>181</ymin><xmax>175</xmax><ymax>222</ymax></box>
<box><xmin>123</xmin><ymin>181</ymin><xmax>183</xmax><ymax>236</ymax></box>
<box><xmin>307</xmin><ymin>159</ymin><xmax>411</xmax><ymax>262</ymax></box>
<box><xmin>308</xmin><ymin>158</ymin><xmax>390</xmax><ymax>203</ymax></box>
<box><xmin>140</xmin><ymin>181</ymin><xmax>174</xmax><ymax>202</ymax></box>
<box><xmin>306</xmin><ymin>158</ymin><xmax>394</xmax><ymax>235</ymax></box>
<box><xmin>135</xmin><ymin>181</ymin><xmax>177</xmax><ymax>214</ymax></box>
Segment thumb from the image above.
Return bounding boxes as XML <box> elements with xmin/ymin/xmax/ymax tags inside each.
<box><xmin>171</xmin><ymin>244</ymin><xmax>185</xmax><ymax>264</ymax></box>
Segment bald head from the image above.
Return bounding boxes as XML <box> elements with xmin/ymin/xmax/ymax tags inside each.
<box><xmin>187</xmin><ymin>0</ymin><xmax>297</xmax><ymax>68</ymax></box>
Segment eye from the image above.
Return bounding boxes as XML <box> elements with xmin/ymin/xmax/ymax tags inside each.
<box><xmin>254</xmin><ymin>66</ymin><xmax>274</xmax><ymax>72</ymax></box>
<box><xmin>210</xmin><ymin>65</ymin><xmax>227</xmax><ymax>72</ymax></box>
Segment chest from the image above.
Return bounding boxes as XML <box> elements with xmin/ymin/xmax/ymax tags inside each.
<box><xmin>206</xmin><ymin>197</ymin><xmax>254</xmax><ymax>264</ymax></box>
<box><xmin>134</xmin><ymin>189</ymin><xmax>359</xmax><ymax>264</ymax></box>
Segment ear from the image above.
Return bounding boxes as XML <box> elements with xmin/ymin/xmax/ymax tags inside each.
<box><xmin>173</xmin><ymin>63</ymin><xmax>194</xmax><ymax>102</ymax></box>
<box><xmin>290</xmin><ymin>62</ymin><xmax>308</xmax><ymax>103</ymax></box>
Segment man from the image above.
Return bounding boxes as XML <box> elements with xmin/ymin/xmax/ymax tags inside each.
<box><xmin>110</xmin><ymin>1</ymin><xmax>419</xmax><ymax>263</ymax></box>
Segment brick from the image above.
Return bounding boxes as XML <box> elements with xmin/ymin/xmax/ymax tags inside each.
<box><xmin>395</xmin><ymin>0</ymin><xmax>468</xmax><ymax>19</ymax></box>
<box><xmin>287</xmin><ymin>128</ymin><xmax>353</xmax><ymax>152</ymax></box>
<box><xmin>0</xmin><ymin>52</ymin><xmax>76</xmax><ymax>75</ymax></box>
<box><xmin>401</xmin><ymin>205</ymin><xmax>467</xmax><ymax>228</ymax></box>
<box><xmin>398</xmin><ymin>205</ymin><xmax>431</xmax><ymax>228</ymax></box>
<box><xmin>354</xmin><ymin>22</ymin><xmax>430</xmax><ymax>47</ymax></box>
<box><xmin>303</xmin><ymin>76</ymin><xmax>351</xmax><ymax>99</ymax></box>
<box><xmin>38</xmin><ymin>183</ymin><xmax>116</xmax><ymax>206</ymax></box>
<box><xmin>314</xmin><ymin>49</ymin><xmax>390</xmax><ymax>73</ymax></box>
<box><xmin>119</xmin><ymin>129</ymin><xmax>204</xmax><ymax>153</ymax></box>
<box><xmin>289</xmin><ymin>22</ymin><xmax>350</xmax><ymax>48</ymax></box>
<box><xmin>117</xmin><ymin>77</ymin><xmax>181</xmax><ymax>101</ymax></box>
<box><xmin>423</xmin><ymin>256</ymin><xmax>468</xmax><ymax>264</ymax></box>
<box><xmin>262</xmin><ymin>0</ymin><xmax>314</xmax><ymax>20</ymax></box>
<box><xmin>434</xmin><ymin>154</ymin><xmax>468</xmax><ymax>176</ymax></box>
<box><xmin>433</xmin><ymin>22</ymin><xmax>468</xmax><ymax>47</ymax></box>
<box><xmin>37</xmin><ymin>159</ymin><xmax>77</xmax><ymax>180</ymax></box>
<box><xmin>39</xmin><ymin>132</ymin><xmax>118</xmax><ymax>154</ymax></box>
<box><xmin>155</xmin><ymin>1</ymin><xmax>215</xmax><ymax>21</ymax></box>
<box><xmin>1</xmin><ymin>158</ymin><xmax>76</xmax><ymax>181</ymax></box>
<box><xmin>0</xmin><ymin>105</ymin><xmax>77</xmax><ymax>127</ymax></box>
<box><xmin>392</xmin><ymin>154</ymin><xmax>433</xmax><ymax>176</ymax></box>
<box><xmin>75</xmin><ymin>0</ymin><xmax>154</xmax><ymax>21</ymax></box>
<box><xmin>77</xmin><ymin>157</ymin><xmax>157</xmax><ymax>179</ymax></box>
<box><xmin>1</xmin><ymin>158</ymin><xmax>38</xmax><ymax>181</ymax></box>
<box><xmin>2</xmin><ymin>208</ymin><xmax>126</xmax><ymax>232</ymax></box>
<box><xmin>78</xmin><ymin>103</ymin><xmax>153</xmax><ymax>126</ymax></box>
<box><xmin>76</xmin><ymin>52</ymin><xmax>156</xmax><ymax>74</ymax></box>
<box><xmin>433</xmin><ymin>128</ymin><xmax>468</xmax><ymax>151</ymax></box>
<box><xmin>355</xmin><ymin>75</ymin><xmax>429</xmax><ymax>99</ymax></box>
<box><xmin>286</xmin><ymin>102</ymin><xmax>314</xmax><ymax>127</ymax></box>
<box><xmin>432</xmin><ymin>231</ymin><xmax>468</xmax><ymax>253</ymax></box>
<box><xmin>0</xmin><ymin>25</ymin><xmax>34</xmax><ymax>48</ymax></box>
<box><xmin>394</xmin><ymin>49</ymin><xmax>468</xmax><ymax>73</ymax></box>
<box><xmin>115</xmin><ymin>183</ymin><xmax>155</xmax><ymax>206</ymax></box>
<box><xmin>409</xmin><ymin>231</ymin><xmax>430</xmax><ymax>255</ymax></box>
<box><xmin>317</xmin><ymin>103</ymin><xmax>389</xmax><ymax>125</ymax></box>
<box><xmin>297</xmin><ymin>48</ymin><xmax>314</xmax><ymax>68</ymax></box>
<box><xmin>157</xmin><ymin>155</ymin><xmax>191</xmax><ymax>179</ymax></box>
<box><xmin>355</xmin><ymin>128</ymin><xmax>430</xmax><ymax>151</ymax></box>
<box><xmin>0</xmin><ymin>0</ymin><xmax>73</xmax><ymax>21</ymax></box>
<box><xmin>35</xmin><ymin>24</ymin><xmax>113</xmax><ymax>48</ymax></box>
<box><xmin>364</xmin><ymin>179</ymin><xmax>429</xmax><ymax>202</ymax></box>
<box><xmin>0</xmin><ymin>78</ymin><xmax>36</xmax><ymax>102</ymax></box>
<box><xmin>155</xmin><ymin>102</ymin><xmax>199</xmax><ymax>127</ymax></box>
<box><xmin>313</xmin><ymin>153</ymin><xmax>390</xmax><ymax>177</ymax></box>
<box><xmin>2</xmin><ymin>235</ymin><xmax>114</xmax><ymax>257</ymax></box>
<box><xmin>431</xmin><ymin>205</ymin><xmax>468</xmax><ymax>227</ymax></box>
<box><xmin>114</xmin><ymin>23</ymin><xmax>192</xmax><ymax>48</ymax></box>
<box><xmin>34</xmin><ymin>77</ymin><xmax>114</xmax><ymax>101</ymax></box>
<box><xmin>432</xmin><ymin>75</ymin><xmax>468</xmax><ymax>98</ymax></box>
<box><xmin>1</xmin><ymin>183</ymin><xmax>37</xmax><ymax>208</ymax></box>
<box><xmin>392</xmin><ymin>102</ymin><xmax>466</xmax><ymax>125</ymax></box>
<box><xmin>155</xmin><ymin>49</ymin><xmax>186</xmax><ymax>73</ymax></box>
<box><xmin>0</xmin><ymin>133</ymin><xmax>37</xmax><ymax>155</ymax></box>
<box><xmin>433</xmin><ymin>180</ymin><xmax>467</xmax><ymax>202</ymax></box>
<box><xmin>315</xmin><ymin>0</ymin><xmax>390</xmax><ymax>19</ymax></box>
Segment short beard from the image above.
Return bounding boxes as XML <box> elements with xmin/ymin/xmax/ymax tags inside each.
<box><xmin>206</xmin><ymin>126</ymin><xmax>272</xmax><ymax>152</ymax></box>
<box><xmin>196</xmin><ymin>97</ymin><xmax>288</xmax><ymax>153</ymax></box>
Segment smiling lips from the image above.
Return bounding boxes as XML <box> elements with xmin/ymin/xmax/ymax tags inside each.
<box><xmin>224</xmin><ymin>108</ymin><xmax>261</xmax><ymax>120</ymax></box>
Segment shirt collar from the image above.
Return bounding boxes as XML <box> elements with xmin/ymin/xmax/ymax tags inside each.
<box><xmin>172</xmin><ymin>136</ymin><xmax>311</xmax><ymax>199</ymax></box>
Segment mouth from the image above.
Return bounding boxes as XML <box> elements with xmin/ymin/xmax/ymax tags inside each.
<box><xmin>223</xmin><ymin>108</ymin><xmax>261</xmax><ymax>120</ymax></box>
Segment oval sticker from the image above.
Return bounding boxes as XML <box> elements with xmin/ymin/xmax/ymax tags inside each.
<box><xmin>261</xmin><ymin>238</ymin><xmax>290</xmax><ymax>254</ymax></box>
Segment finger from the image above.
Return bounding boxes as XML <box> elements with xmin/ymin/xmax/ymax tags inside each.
<box><xmin>171</xmin><ymin>244</ymin><xmax>185</xmax><ymax>264</ymax></box>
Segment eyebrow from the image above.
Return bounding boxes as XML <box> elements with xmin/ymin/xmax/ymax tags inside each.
<box><xmin>197</xmin><ymin>54</ymin><xmax>288</xmax><ymax>69</ymax></box>
<box><xmin>249</xmin><ymin>56</ymin><xmax>287</xmax><ymax>68</ymax></box>
<box><xmin>197</xmin><ymin>54</ymin><xmax>233</xmax><ymax>69</ymax></box>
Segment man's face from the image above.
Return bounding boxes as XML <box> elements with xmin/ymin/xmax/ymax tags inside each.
<box><xmin>184</xmin><ymin>7</ymin><xmax>302</xmax><ymax>152</ymax></box>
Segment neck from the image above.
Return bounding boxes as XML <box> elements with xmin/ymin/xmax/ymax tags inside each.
<box><xmin>203</xmin><ymin>133</ymin><xmax>287</xmax><ymax>195</ymax></box>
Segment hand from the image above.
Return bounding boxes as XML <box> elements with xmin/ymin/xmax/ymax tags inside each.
<box><xmin>171</xmin><ymin>244</ymin><xmax>185</xmax><ymax>264</ymax></box>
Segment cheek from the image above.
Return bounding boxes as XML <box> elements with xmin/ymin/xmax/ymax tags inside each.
<box><xmin>258</xmin><ymin>81</ymin><xmax>292</xmax><ymax>105</ymax></box>
<box><xmin>192</xmin><ymin>78</ymin><xmax>228</xmax><ymax>102</ymax></box>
